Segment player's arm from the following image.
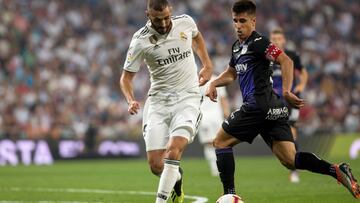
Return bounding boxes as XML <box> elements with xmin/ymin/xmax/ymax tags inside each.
<box><xmin>206</xmin><ymin>66</ymin><xmax>236</xmax><ymax>102</ymax></box>
<box><xmin>120</xmin><ymin>70</ymin><xmax>140</xmax><ymax>115</ymax></box>
<box><xmin>294</xmin><ymin>67</ymin><xmax>308</xmax><ymax>94</ymax></box>
<box><xmin>276</xmin><ymin>53</ymin><xmax>305</xmax><ymax>109</ymax></box>
<box><xmin>192</xmin><ymin>32</ymin><xmax>213</xmax><ymax>86</ymax></box>
<box><xmin>120</xmin><ymin>33</ymin><xmax>143</xmax><ymax>115</ymax></box>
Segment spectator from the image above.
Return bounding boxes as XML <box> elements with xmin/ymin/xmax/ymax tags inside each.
<box><xmin>0</xmin><ymin>0</ymin><xmax>359</xmax><ymax>142</ymax></box>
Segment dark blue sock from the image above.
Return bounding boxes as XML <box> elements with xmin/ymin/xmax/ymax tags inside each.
<box><xmin>295</xmin><ymin>152</ymin><xmax>336</xmax><ymax>179</ymax></box>
<box><xmin>216</xmin><ymin>148</ymin><xmax>236</xmax><ymax>194</ymax></box>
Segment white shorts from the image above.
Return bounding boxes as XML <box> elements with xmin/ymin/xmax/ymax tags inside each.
<box><xmin>142</xmin><ymin>92</ymin><xmax>202</xmax><ymax>151</ymax></box>
<box><xmin>197</xmin><ymin>118</ymin><xmax>222</xmax><ymax>144</ymax></box>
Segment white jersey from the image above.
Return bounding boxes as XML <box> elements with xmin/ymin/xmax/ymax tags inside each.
<box><xmin>124</xmin><ymin>14</ymin><xmax>200</xmax><ymax>95</ymax></box>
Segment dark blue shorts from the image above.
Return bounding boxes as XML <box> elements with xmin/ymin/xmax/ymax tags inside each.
<box><xmin>222</xmin><ymin>105</ymin><xmax>294</xmax><ymax>147</ymax></box>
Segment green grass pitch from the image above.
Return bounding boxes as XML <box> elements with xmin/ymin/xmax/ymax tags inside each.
<box><xmin>0</xmin><ymin>157</ymin><xmax>359</xmax><ymax>203</ymax></box>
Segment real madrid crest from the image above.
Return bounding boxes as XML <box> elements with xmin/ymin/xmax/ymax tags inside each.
<box><xmin>149</xmin><ymin>35</ymin><xmax>160</xmax><ymax>49</ymax></box>
<box><xmin>149</xmin><ymin>35</ymin><xmax>158</xmax><ymax>44</ymax></box>
<box><xmin>180</xmin><ymin>32</ymin><xmax>188</xmax><ymax>41</ymax></box>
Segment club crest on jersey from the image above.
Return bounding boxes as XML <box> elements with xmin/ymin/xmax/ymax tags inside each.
<box><xmin>240</xmin><ymin>45</ymin><xmax>248</xmax><ymax>55</ymax></box>
<box><xmin>149</xmin><ymin>35</ymin><xmax>158</xmax><ymax>44</ymax></box>
<box><xmin>180</xmin><ymin>32</ymin><xmax>188</xmax><ymax>41</ymax></box>
<box><xmin>235</xmin><ymin>63</ymin><xmax>248</xmax><ymax>74</ymax></box>
<box><xmin>149</xmin><ymin>35</ymin><xmax>160</xmax><ymax>49</ymax></box>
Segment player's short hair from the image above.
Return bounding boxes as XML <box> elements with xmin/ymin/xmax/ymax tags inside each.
<box><xmin>147</xmin><ymin>0</ymin><xmax>170</xmax><ymax>11</ymax></box>
<box><xmin>232</xmin><ymin>0</ymin><xmax>256</xmax><ymax>16</ymax></box>
<box><xmin>271</xmin><ymin>27</ymin><xmax>284</xmax><ymax>35</ymax></box>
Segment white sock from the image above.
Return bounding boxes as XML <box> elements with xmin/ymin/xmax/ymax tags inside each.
<box><xmin>156</xmin><ymin>159</ymin><xmax>181</xmax><ymax>203</ymax></box>
<box><xmin>204</xmin><ymin>144</ymin><xmax>219</xmax><ymax>176</ymax></box>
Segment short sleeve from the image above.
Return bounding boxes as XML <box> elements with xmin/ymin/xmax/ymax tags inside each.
<box><xmin>229</xmin><ymin>54</ymin><xmax>236</xmax><ymax>68</ymax></box>
<box><xmin>228</xmin><ymin>41</ymin><xmax>239</xmax><ymax>69</ymax></box>
<box><xmin>250</xmin><ymin>36</ymin><xmax>282</xmax><ymax>62</ymax></box>
<box><xmin>123</xmin><ymin>35</ymin><xmax>144</xmax><ymax>72</ymax></box>
<box><xmin>184</xmin><ymin>15</ymin><xmax>199</xmax><ymax>38</ymax></box>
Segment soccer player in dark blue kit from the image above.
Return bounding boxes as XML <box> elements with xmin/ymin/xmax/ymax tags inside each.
<box><xmin>206</xmin><ymin>0</ymin><xmax>360</xmax><ymax>199</ymax></box>
<box><xmin>270</xmin><ymin>27</ymin><xmax>309</xmax><ymax>183</ymax></box>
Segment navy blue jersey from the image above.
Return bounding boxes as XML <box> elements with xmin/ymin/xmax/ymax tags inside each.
<box><xmin>229</xmin><ymin>31</ymin><xmax>283</xmax><ymax>112</ymax></box>
<box><xmin>270</xmin><ymin>50</ymin><xmax>303</xmax><ymax>97</ymax></box>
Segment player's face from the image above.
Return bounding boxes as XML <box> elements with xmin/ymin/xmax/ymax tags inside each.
<box><xmin>270</xmin><ymin>33</ymin><xmax>286</xmax><ymax>50</ymax></box>
<box><xmin>232</xmin><ymin>12</ymin><xmax>256</xmax><ymax>41</ymax></box>
<box><xmin>147</xmin><ymin>6</ymin><xmax>172</xmax><ymax>35</ymax></box>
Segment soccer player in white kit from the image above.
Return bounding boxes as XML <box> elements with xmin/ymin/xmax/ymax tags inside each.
<box><xmin>199</xmin><ymin>75</ymin><xmax>230</xmax><ymax>176</ymax></box>
<box><xmin>120</xmin><ymin>0</ymin><xmax>212</xmax><ymax>202</ymax></box>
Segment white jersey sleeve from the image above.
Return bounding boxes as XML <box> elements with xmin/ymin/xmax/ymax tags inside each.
<box><xmin>123</xmin><ymin>32</ymin><xmax>145</xmax><ymax>72</ymax></box>
<box><xmin>184</xmin><ymin>14</ymin><xmax>199</xmax><ymax>38</ymax></box>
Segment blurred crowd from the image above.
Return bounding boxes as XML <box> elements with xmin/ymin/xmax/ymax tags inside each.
<box><xmin>0</xmin><ymin>0</ymin><xmax>359</xmax><ymax>142</ymax></box>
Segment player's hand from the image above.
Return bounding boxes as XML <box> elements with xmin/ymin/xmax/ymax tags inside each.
<box><xmin>283</xmin><ymin>91</ymin><xmax>305</xmax><ymax>109</ymax></box>
<box><xmin>198</xmin><ymin>65</ymin><xmax>212</xmax><ymax>86</ymax></box>
<box><xmin>293</xmin><ymin>84</ymin><xmax>305</xmax><ymax>94</ymax></box>
<box><xmin>128</xmin><ymin>100</ymin><xmax>140</xmax><ymax>115</ymax></box>
<box><xmin>205</xmin><ymin>82</ymin><xmax>218</xmax><ymax>102</ymax></box>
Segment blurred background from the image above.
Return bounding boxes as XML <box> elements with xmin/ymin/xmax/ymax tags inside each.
<box><xmin>0</xmin><ymin>0</ymin><xmax>359</xmax><ymax>165</ymax></box>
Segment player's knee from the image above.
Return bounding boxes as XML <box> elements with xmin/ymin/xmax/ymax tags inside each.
<box><xmin>279</xmin><ymin>157</ymin><xmax>296</xmax><ymax>170</ymax></box>
<box><xmin>148</xmin><ymin>160</ymin><xmax>163</xmax><ymax>176</ymax></box>
<box><xmin>165</xmin><ymin>145</ymin><xmax>184</xmax><ymax>160</ymax></box>
<box><xmin>213</xmin><ymin>137</ymin><xmax>229</xmax><ymax>149</ymax></box>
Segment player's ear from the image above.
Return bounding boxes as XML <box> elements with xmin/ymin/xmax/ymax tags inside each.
<box><xmin>252</xmin><ymin>17</ymin><xmax>256</xmax><ymax>25</ymax></box>
<box><xmin>146</xmin><ymin>10</ymin><xmax>149</xmax><ymax>18</ymax></box>
<box><xmin>251</xmin><ymin>16</ymin><xmax>256</xmax><ymax>28</ymax></box>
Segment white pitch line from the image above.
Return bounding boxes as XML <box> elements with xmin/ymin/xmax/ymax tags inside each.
<box><xmin>0</xmin><ymin>187</ymin><xmax>208</xmax><ymax>203</ymax></box>
<box><xmin>0</xmin><ymin>201</ymin><xmax>107</xmax><ymax>203</ymax></box>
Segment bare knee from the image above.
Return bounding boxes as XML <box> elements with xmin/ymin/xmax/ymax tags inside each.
<box><xmin>148</xmin><ymin>159</ymin><xmax>163</xmax><ymax>176</ymax></box>
<box><xmin>277</xmin><ymin>150</ymin><xmax>296</xmax><ymax>170</ymax></box>
<box><xmin>213</xmin><ymin>129</ymin><xmax>239</xmax><ymax>149</ymax></box>
<box><xmin>272</xmin><ymin>141</ymin><xmax>297</xmax><ymax>170</ymax></box>
<box><xmin>164</xmin><ymin>136</ymin><xmax>188</xmax><ymax>160</ymax></box>
<box><xmin>213</xmin><ymin>137</ymin><xmax>231</xmax><ymax>149</ymax></box>
<box><xmin>279</xmin><ymin>157</ymin><xmax>296</xmax><ymax>170</ymax></box>
<box><xmin>165</xmin><ymin>145</ymin><xmax>184</xmax><ymax>160</ymax></box>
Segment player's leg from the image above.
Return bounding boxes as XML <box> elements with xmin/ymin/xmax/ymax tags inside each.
<box><xmin>272</xmin><ymin>140</ymin><xmax>360</xmax><ymax>198</ymax></box>
<box><xmin>147</xmin><ymin>150</ymin><xmax>166</xmax><ymax>176</ymax></box>
<box><xmin>143</xmin><ymin>97</ymin><xmax>169</xmax><ymax>176</ymax></box>
<box><xmin>156</xmin><ymin>135</ymin><xmax>188</xmax><ymax>203</ymax></box>
<box><xmin>269</xmin><ymin>121</ymin><xmax>339</xmax><ymax>174</ymax></box>
<box><xmin>264</xmin><ymin>119</ymin><xmax>335</xmax><ymax>173</ymax></box>
<box><xmin>215</xmin><ymin>107</ymin><xmax>262</xmax><ymax>195</ymax></box>
<box><xmin>156</xmin><ymin>94</ymin><xmax>202</xmax><ymax>203</ymax></box>
<box><xmin>144</xmin><ymin>122</ymin><xmax>168</xmax><ymax>177</ymax></box>
<box><xmin>213</xmin><ymin>127</ymin><xmax>241</xmax><ymax>195</ymax></box>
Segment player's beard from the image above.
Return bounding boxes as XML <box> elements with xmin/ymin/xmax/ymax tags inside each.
<box><xmin>154</xmin><ymin>22</ymin><xmax>172</xmax><ymax>35</ymax></box>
